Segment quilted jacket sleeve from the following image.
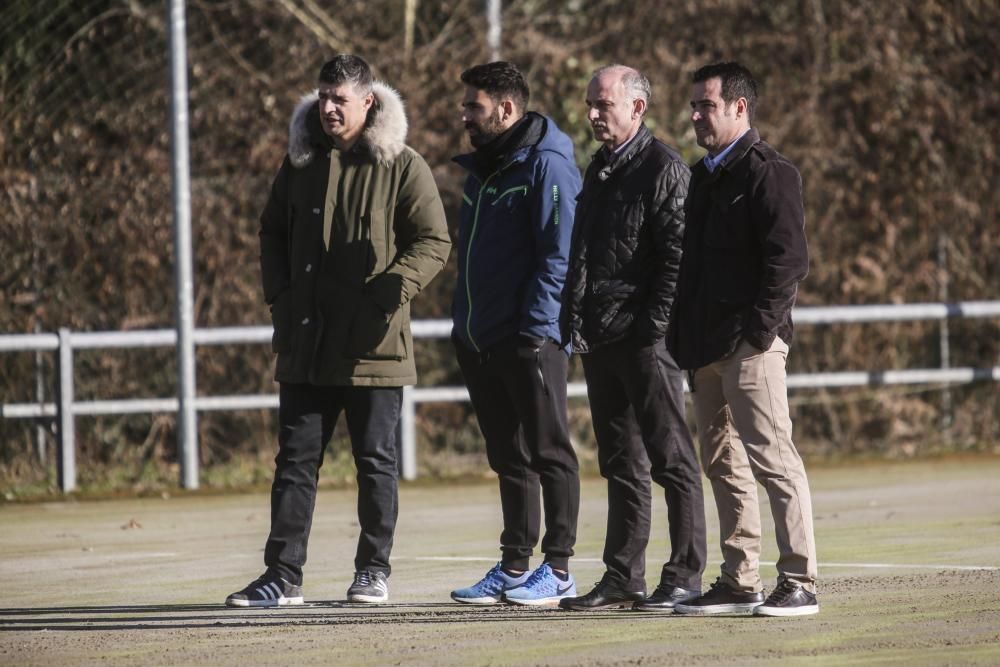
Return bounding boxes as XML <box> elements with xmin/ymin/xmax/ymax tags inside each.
<box><xmin>635</xmin><ymin>158</ymin><xmax>689</xmax><ymax>344</ymax></box>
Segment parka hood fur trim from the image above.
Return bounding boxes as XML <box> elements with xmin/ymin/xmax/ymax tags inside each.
<box><xmin>288</xmin><ymin>81</ymin><xmax>408</xmax><ymax>167</ymax></box>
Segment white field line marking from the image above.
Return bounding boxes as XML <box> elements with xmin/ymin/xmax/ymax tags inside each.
<box><xmin>111</xmin><ymin>552</ymin><xmax>178</xmax><ymax>559</ymax></box>
<box><xmin>398</xmin><ymin>556</ymin><xmax>998</xmax><ymax>572</ymax></box>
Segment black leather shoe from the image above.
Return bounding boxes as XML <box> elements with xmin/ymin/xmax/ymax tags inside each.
<box><xmin>673</xmin><ymin>578</ymin><xmax>764</xmax><ymax>616</ymax></box>
<box><xmin>634</xmin><ymin>584</ymin><xmax>701</xmax><ymax>611</ymax></box>
<box><xmin>753</xmin><ymin>579</ymin><xmax>819</xmax><ymax>617</ymax></box>
<box><xmin>558</xmin><ymin>575</ymin><xmax>645</xmax><ymax>611</ymax></box>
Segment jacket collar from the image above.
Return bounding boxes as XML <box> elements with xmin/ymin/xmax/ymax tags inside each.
<box><xmin>288</xmin><ymin>81</ymin><xmax>408</xmax><ymax>168</ymax></box>
<box><xmin>452</xmin><ymin>112</ymin><xmax>548</xmax><ymax>176</ymax></box>
<box><xmin>590</xmin><ymin>124</ymin><xmax>654</xmax><ymax>181</ymax></box>
<box><xmin>713</xmin><ymin>127</ymin><xmax>759</xmax><ymax>173</ymax></box>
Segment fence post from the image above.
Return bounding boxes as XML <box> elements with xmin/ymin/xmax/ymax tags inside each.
<box><xmin>35</xmin><ymin>334</ymin><xmax>47</xmax><ymax>465</ymax></box>
<box><xmin>168</xmin><ymin>0</ymin><xmax>199</xmax><ymax>490</ymax></box>
<box><xmin>400</xmin><ymin>386</ymin><xmax>417</xmax><ymax>481</ymax></box>
<box><xmin>57</xmin><ymin>328</ymin><xmax>75</xmax><ymax>493</ymax></box>
<box><xmin>938</xmin><ymin>233</ymin><xmax>952</xmax><ymax>430</ymax></box>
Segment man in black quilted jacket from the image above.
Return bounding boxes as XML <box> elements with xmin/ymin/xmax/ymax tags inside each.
<box><xmin>558</xmin><ymin>65</ymin><xmax>707</xmax><ymax>611</ymax></box>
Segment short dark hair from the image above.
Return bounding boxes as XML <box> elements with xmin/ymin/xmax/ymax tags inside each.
<box><xmin>692</xmin><ymin>61</ymin><xmax>758</xmax><ymax>123</ymax></box>
<box><xmin>460</xmin><ymin>61</ymin><xmax>529</xmax><ymax>111</ymax></box>
<box><xmin>318</xmin><ymin>54</ymin><xmax>373</xmax><ymax>94</ymax></box>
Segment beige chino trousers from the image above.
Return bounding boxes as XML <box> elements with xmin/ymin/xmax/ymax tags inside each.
<box><xmin>693</xmin><ymin>336</ymin><xmax>817</xmax><ymax>593</ymax></box>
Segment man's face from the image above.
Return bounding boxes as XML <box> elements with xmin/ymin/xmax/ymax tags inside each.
<box><xmin>318</xmin><ymin>81</ymin><xmax>374</xmax><ymax>147</ymax></box>
<box><xmin>462</xmin><ymin>87</ymin><xmax>506</xmax><ymax>148</ymax></box>
<box><xmin>586</xmin><ymin>71</ymin><xmax>641</xmax><ymax>149</ymax></box>
<box><xmin>690</xmin><ymin>77</ymin><xmax>746</xmax><ymax>154</ymax></box>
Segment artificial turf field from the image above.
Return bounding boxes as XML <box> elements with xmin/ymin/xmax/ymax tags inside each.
<box><xmin>2</xmin><ymin>457</ymin><xmax>998</xmax><ymax>665</ymax></box>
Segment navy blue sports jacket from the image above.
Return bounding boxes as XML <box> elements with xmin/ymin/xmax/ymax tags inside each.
<box><xmin>451</xmin><ymin>114</ymin><xmax>581</xmax><ymax>352</ymax></box>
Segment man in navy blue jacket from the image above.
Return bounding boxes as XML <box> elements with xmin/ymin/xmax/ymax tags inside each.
<box><xmin>449</xmin><ymin>61</ymin><xmax>582</xmax><ymax>607</ymax></box>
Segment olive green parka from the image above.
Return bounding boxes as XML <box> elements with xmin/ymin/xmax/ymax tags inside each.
<box><xmin>259</xmin><ymin>82</ymin><xmax>451</xmax><ymax>386</ymax></box>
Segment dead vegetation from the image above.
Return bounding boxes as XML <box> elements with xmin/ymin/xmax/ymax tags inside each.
<box><xmin>1</xmin><ymin>0</ymin><xmax>997</xmax><ymax>492</ymax></box>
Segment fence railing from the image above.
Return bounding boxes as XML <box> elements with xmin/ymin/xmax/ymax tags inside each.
<box><xmin>2</xmin><ymin>301</ymin><xmax>999</xmax><ymax>492</ymax></box>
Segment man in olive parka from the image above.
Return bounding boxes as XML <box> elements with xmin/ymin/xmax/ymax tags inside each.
<box><xmin>226</xmin><ymin>55</ymin><xmax>450</xmax><ymax>608</ymax></box>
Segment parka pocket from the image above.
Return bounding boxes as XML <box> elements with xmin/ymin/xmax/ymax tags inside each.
<box><xmin>269</xmin><ymin>289</ymin><xmax>293</xmax><ymax>354</ymax></box>
<box><xmin>346</xmin><ymin>297</ymin><xmax>405</xmax><ymax>361</ymax></box>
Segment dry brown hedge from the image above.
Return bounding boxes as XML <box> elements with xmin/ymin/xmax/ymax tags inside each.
<box><xmin>1</xmin><ymin>0</ymin><xmax>997</xmax><ymax>491</ymax></box>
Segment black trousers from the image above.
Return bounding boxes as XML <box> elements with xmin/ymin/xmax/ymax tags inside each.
<box><xmin>264</xmin><ymin>382</ymin><xmax>402</xmax><ymax>586</ymax></box>
<box><xmin>455</xmin><ymin>336</ymin><xmax>580</xmax><ymax>571</ymax></box>
<box><xmin>581</xmin><ymin>337</ymin><xmax>707</xmax><ymax>591</ymax></box>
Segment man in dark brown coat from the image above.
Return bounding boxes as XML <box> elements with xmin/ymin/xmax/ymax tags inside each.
<box><xmin>670</xmin><ymin>61</ymin><xmax>818</xmax><ymax>617</ymax></box>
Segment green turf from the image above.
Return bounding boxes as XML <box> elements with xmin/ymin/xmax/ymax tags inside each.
<box><xmin>1</xmin><ymin>457</ymin><xmax>998</xmax><ymax>666</ymax></box>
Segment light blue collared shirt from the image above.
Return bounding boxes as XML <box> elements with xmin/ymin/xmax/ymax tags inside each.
<box><xmin>704</xmin><ymin>128</ymin><xmax>751</xmax><ymax>173</ymax></box>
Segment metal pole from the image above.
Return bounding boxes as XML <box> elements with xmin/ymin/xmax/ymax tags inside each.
<box><xmin>403</xmin><ymin>0</ymin><xmax>417</xmax><ymax>63</ymax></box>
<box><xmin>34</xmin><ymin>327</ymin><xmax>47</xmax><ymax>465</ymax></box>
<box><xmin>486</xmin><ymin>0</ymin><xmax>501</xmax><ymax>61</ymax></box>
<box><xmin>168</xmin><ymin>0</ymin><xmax>199</xmax><ymax>489</ymax></box>
<box><xmin>400</xmin><ymin>386</ymin><xmax>417</xmax><ymax>480</ymax></box>
<box><xmin>57</xmin><ymin>328</ymin><xmax>75</xmax><ymax>493</ymax></box>
<box><xmin>938</xmin><ymin>233</ymin><xmax>952</xmax><ymax>429</ymax></box>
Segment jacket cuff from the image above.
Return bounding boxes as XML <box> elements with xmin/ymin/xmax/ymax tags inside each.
<box><xmin>517</xmin><ymin>333</ymin><xmax>547</xmax><ymax>349</ymax></box>
<box><xmin>745</xmin><ymin>330</ymin><xmax>775</xmax><ymax>352</ymax></box>
<box><xmin>634</xmin><ymin>319</ymin><xmax>666</xmax><ymax>346</ymax></box>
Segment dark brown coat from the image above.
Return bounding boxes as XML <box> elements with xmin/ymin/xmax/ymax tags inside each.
<box><xmin>668</xmin><ymin>128</ymin><xmax>809</xmax><ymax>370</ymax></box>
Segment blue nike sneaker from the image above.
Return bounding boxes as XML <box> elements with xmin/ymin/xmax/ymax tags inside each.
<box><xmin>504</xmin><ymin>562</ymin><xmax>577</xmax><ymax>606</ymax></box>
<box><xmin>451</xmin><ymin>563</ymin><xmax>530</xmax><ymax>604</ymax></box>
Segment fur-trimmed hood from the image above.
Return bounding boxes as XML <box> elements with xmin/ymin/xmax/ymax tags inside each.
<box><xmin>288</xmin><ymin>81</ymin><xmax>408</xmax><ymax>168</ymax></box>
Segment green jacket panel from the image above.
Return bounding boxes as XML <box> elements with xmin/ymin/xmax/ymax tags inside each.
<box><xmin>259</xmin><ymin>83</ymin><xmax>450</xmax><ymax>387</ymax></box>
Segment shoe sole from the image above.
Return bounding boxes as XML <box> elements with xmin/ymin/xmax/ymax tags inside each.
<box><xmin>505</xmin><ymin>594</ymin><xmax>575</xmax><ymax>607</ymax></box>
<box><xmin>559</xmin><ymin>601</ymin><xmax>638</xmax><ymax>611</ymax></box>
<box><xmin>225</xmin><ymin>596</ymin><xmax>304</xmax><ymax>608</ymax></box>
<box><xmin>673</xmin><ymin>602</ymin><xmax>760</xmax><ymax>616</ymax></box>
<box><xmin>633</xmin><ymin>603</ymin><xmax>678</xmax><ymax>612</ymax></box>
<box><xmin>754</xmin><ymin>604</ymin><xmax>819</xmax><ymax>617</ymax></box>
<box><xmin>634</xmin><ymin>595</ymin><xmax>701</xmax><ymax>612</ymax></box>
<box><xmin>451</xmin><ymin>595</ymin><xmax>502</xmax><ymax>604</ymax></box>
<box><xmin>348</xmin><ymin>594</ymin><xmax>388</xmax><ymax>603</ymax></box>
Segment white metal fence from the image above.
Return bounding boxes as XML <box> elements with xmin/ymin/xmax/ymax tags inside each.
<box><xmin>2</xmin><ymin>301</ymin><xmax>999</xmax><ymax>492</ymax></box>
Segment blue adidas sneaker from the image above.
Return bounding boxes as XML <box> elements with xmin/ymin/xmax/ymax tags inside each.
<box><xmin>504</xmin><ymin>562</ymin><xmax>576</xmax><ymax>606</ymax></box>
<box><xmin>451</xmin><ymin>563</ymin><xmax>530</xmax><ymax>604</ymax></box>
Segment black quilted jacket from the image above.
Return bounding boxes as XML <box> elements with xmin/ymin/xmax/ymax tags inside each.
<box><xmin>560</xmin><ymin>125</ymin><xmax>690</xmax><ymax>353</ymax></box>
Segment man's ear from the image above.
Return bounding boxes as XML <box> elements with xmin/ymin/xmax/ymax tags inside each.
<box><xmin>500</xmin><ymin>98</ymin><xmax>516</xmax><ymax>122</ymax></box>
<box><xmin>735</xmin><ymin>96</ymin><xmax>748</xmax><ymax>119</ymax></box>
<box><xmin>364</xmin><ymin>92</ymin><xmax>375</xmax><ymax>112</ymax></box>
<box><xmin>633</xmin><ymin>97</ymin><xmax>647</xmax><ymax>119</ymax></box>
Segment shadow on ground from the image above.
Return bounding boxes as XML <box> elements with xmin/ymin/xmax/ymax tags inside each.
<box><xmin>0</xmin><ymin>601</ymin><xmax>707</xmax><ymax>631</ymax></box>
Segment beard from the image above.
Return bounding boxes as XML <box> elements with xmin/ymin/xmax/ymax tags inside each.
<box><xmin>467</xmin><ymin>108</ymin><xmax>506</xmax><ymax>148</ymax></box>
